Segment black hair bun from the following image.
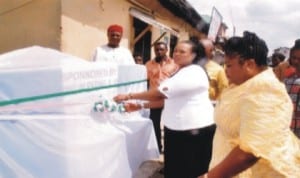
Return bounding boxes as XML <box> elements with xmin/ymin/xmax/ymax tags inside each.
<box><xmin>294</xmin><ymin>39</ymin><xmax>300</xmax><ymax>48</ymax></box>
<box><xmin>243</xmin><ymin>31</ymin><xmax>259</xmax><ymax>45</ymax></box>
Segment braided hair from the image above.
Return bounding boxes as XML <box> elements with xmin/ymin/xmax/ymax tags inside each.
<box><xmin>224</xmin><ymin>31</ymin><xmax>269</xmax><ymax>66</ymax></box>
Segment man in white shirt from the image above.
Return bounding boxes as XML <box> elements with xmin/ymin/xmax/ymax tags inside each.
<box><xmin>92</xmin><ymin>24</ymin><xmax>135</xmax><ymax>65</ymax></box>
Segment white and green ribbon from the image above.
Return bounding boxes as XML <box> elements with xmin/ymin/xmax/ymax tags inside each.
<box><xmin>0</xmin><ymin>79</ymin><xmax>147</xmax><ymax>107</ymax></box>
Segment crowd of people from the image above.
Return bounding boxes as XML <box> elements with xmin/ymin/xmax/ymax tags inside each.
<box><xmin>93</xmin><ymin>24</ymin><xmax>300</xmax><ymax>177</ymax></box>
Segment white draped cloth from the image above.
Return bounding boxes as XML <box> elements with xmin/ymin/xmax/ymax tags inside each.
<box><xmin>0</xmin><ymin>46</ymin><xmax>159</xmax><ymax>178</ymax></box>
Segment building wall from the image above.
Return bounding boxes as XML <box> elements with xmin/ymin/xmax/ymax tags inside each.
<box><xmin>61</xmin><ymin>0</ymin><xmax>134</xmax><ymax>60</ymax></box>
<box><xmin>0</xmin><ymin>0</ymin><xmax>61</xmax><ymax>54</ymax></box>
<box><xmin>61</xmin><ymin>0</ymin><xmax>205</xmax><ymax>60</ymax></box>
<box><xmin>128</xmin><ymin>0</ymin><xmax>206</xmax><ymax>58</ymax></box>
<box><xmin>0</xmin><ymin>0</ymin><xmax>205</xmax><ymax>60</ymax></box>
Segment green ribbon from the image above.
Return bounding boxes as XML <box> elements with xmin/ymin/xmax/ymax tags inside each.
<box><xmin>0</xmin><ymin>79</ymin><xmax>147</xmax><ymax>107</ymax></box>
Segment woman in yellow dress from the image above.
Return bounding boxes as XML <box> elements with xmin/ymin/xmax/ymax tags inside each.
<box><xmin>198</xmin><ymin>31</ymin><xmax>300</xmax><ymax>178</ymax></box>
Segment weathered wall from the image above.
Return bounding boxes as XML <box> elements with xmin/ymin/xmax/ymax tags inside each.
<box><xmin>61</xmin><ymin>0</ymin><xmax>133</xmax><ymax>60</ymax></box>
<box><xmin>61</xmin><ymin>0</ymin><xmax>206</xmax><ymax>60</ymax></box>
<box><xmin>0</xmin><ymin>0</ymin><xmax>61</xmax><ymax>54</ymax></box>
<box><xmin>0</xmin><ymin>0</ymin><xmax>205</xmax><ymax>60</ymax></box>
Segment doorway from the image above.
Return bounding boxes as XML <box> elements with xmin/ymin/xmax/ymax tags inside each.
<box><xmin>133</xmin><ymin>18</ymin><xmax>152</xmax><ymax>64</ymax></box>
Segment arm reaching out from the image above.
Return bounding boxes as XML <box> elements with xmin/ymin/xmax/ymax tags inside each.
<box><xmin>124</xmin><ymin>100</ymin><xmax>164</xmax><ymax>112</ymax></box>
<box><xmin>113</xmin><ymin>88</ymin><xmax>165</xmax><ymax>103</ymax></box>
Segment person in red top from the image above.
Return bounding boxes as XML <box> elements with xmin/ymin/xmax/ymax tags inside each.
<box><xmin>284</xmin><ymin>39</ymin><xmax>300</xmax><ymax>138</ymax></box>
<box><xmin>145</xmin><ymin>41</ymin><xmax>178</xmax><ymax>153</ymax></box>
<box><xmin>273</xmin><ymin>50</ymin><xmax>296</xmax><ymax>82</ymax></box>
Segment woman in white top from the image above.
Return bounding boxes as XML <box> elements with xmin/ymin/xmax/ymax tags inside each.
<box><xmin>114</xmin><ymin>40</ymin><xmax>215</xmax><ymax>178</ymax></box>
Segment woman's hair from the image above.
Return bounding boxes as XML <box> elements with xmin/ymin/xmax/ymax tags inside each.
<box><xmin>181</xmin><ymin>39</ymin><xmax>206</xmax><ymax>64</ymax></box>
<box><xmin>272</xmin><ymin>52</ymin><xmax>285</xmax><ymax>62</ymax></box>
<box><xmin>288</xmin><ymin>39</ymin><xmax>300</xmax><ymax>65</ymax></box>
<box><xmin>224</xmin><ymin>31</ymin><xmax>269</xmax><ymax>66</ymax></box>
<box><xmin>290</xmin><ymin>39</ymin><xmax>300</xmax><ymax>54</ymax></box>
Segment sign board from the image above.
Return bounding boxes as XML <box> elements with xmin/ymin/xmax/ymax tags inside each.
<box><xmin>207</xmin><ymin>7</ymin><xmax>223</xmax><ymax>42</ymax></box>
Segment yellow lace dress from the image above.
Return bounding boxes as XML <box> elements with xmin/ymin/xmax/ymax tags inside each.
<box><xmin>209</xmin><ymin>69</ymin><xmax>300</xmax><ymax>178</ymax></box>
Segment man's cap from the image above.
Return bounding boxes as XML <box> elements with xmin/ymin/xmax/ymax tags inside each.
<box><xmin>107</xmin><ymin>24</ymin><xmax>123</xmax><ymax>33</ymax></box>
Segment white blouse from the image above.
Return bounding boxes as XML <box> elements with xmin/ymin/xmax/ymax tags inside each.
<box><xmin>158</xmin><ymin>64</ymin><xmax>214</xmax><ymax>130</ymax></box>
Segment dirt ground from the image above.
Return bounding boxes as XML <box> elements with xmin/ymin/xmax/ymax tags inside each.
<box><xmin>134</xmin><ymin>124</ymin><xmax>165</xmax><ymax>178</ymax></box>
<box><xmin>134</xmin><ymin>154</ymin><xmax>164</xmax><ymax>178</ymax></box>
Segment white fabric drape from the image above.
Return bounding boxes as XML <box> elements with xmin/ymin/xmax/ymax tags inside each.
<box><xmin>0</xmin><ymin>46</ymin><xmax>159</xmax><ymax>178</ymax></box>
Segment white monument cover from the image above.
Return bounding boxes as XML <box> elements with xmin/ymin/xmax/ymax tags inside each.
<box><xmin>0</xmin><ymin>46</ymin><xmax>158</xmax><ymax>178</ymax></box>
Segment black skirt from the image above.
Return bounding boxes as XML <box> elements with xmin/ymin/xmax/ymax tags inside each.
<box><xmin>164</xmin><ymin>124</ymin><xmax>216</xmax><ymax>178</ymax></box>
